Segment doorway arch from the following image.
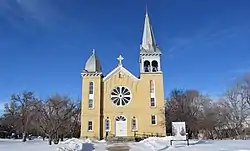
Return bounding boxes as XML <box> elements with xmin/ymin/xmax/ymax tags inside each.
<box><xmin>115</xmin><ymin>115</ymin><xmax>127</xmax><ymax>137</ymax></box>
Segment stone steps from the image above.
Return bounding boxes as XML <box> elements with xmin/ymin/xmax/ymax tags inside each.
<box><xmin>106</xmin><ymin>144</ymin><xmax>130</xmax><ymax>151</ymax></box>
<box><xmin>106</xmin><ymin>137</ymin><xmax>134</xmax><ymax>144</ymax></box>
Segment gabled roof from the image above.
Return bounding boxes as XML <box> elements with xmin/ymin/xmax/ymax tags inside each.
<box><xmin>103</xmin><ymin>65</ymin><xmax>139</xmax><ymax>82</ymax></box>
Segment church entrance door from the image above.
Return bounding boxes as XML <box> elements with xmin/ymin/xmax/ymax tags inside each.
<box><xmin>115</xmin><ymin>115</ymin><xmax>127</xmax><ymax>137</ymax></box>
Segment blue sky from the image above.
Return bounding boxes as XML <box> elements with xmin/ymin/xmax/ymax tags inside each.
<box><xmin>0</xmin><ymin>0</ymin><xmax>249</xmax><ymax>111</ymax></box>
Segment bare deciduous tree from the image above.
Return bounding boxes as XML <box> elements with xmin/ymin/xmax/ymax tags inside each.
<box><xmin>35</xmin><ymin>95</ymin><xmax>78</xmax><ymax>145</ymax></box>
<box><xmin>236</xmin><ymin>73</ymin><xmax>250</xmax><ymax>106</ymax></box>
<box><xmin>164</xmin><ymin>89</ymin><xmax>208</xmax><ymax>138</ymax></box>
<box><xmin>4</xmin><ymin>92</ymin><xmax>38</xmax><ymax>142</ymax></box>
<box><xmin>221</xmin><ymin>81</ymin><xmax>250</xmax><ymax>139</ymax></box>
<box><xmin>2</xmin><ymin>98</ymin><xmax>20</xmax><ymax>135</ymax></box>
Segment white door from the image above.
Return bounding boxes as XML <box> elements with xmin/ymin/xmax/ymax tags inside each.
<box><xmin>115</xmin><ymin>115</ymin><xmax>127</xmax><ymax>137</ymax></box>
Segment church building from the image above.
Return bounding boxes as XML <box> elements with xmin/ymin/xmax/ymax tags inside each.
<box><xmin>80</xmin><ymin>10</ymin><xmax>166</xmax><ymax>139</ymax></box>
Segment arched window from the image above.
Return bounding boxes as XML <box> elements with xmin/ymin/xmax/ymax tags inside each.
<box><xmin>89</xmin><ymin>82</ymin><xmax>94</xmax><ymax>94</ymax></box>
<box><xmin>131</xmin><ymin>117</ymin><xmax>137</xmax><ymax>131</ymax></box>
<box><xmin>143</xmin><ymin>60</ymin><xmax>151</xmax><ymax>72</ymax></box>
<box><xmin>152</xmin><ymin>60</ymin><xmax>158</xmax><ymax>72</ymax></box>
<box><xmin>150</xmin><ymin>80</ymin><xmax>155</xmax><ymax>93</ymax></box>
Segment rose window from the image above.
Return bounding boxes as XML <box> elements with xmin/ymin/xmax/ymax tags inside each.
<box><xmin>111</xmin><ymin>86</ymin><xmax>132</xmax><ymax>106</ymax></box>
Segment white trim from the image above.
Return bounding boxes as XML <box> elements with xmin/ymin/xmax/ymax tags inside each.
<box><xmin>131</xmin><ymin>117</ymin><xmax>138</xmax><ymax>132</ymax></box>
<box><xmin>81</xmin><ymin>72</ymin><xmax>102</xmax><ymax>77</ymax></box>
<box><xmin>87</xmin><ymin>120</ymin><xmax>94</xmax><ymax>132</ymax></box>
<box><xmin>103</xmin><ymin>66</ymin><xmax>139</xmax><ymax>81</ymax></box>
<box><xmin>140</xmin><ymin>55</ymin><xmax>162</xmax><ymax>73</ymax></box>
<box><xmin>151</xmin><ymin>115</ymin><xmax>157</xmax><ymax>125</ymax></box>
<box><xmin>150</xmin><ymin>93</ymin><xmax>155</xmax><ymax>98</ymax></box>
<box><xmin>105</xmin><ymin>118</ymin><xmax>111</xmax><ymax>132</ymax></box>
<box><xmin>89</xmin><ymin>94</ymin><xmax>94</xmax><ymax>99</ymax></box>
<box><xmin>115</xmin><ymin>115</ymin><xmax>127</xmax><ymax>137</ymax></box>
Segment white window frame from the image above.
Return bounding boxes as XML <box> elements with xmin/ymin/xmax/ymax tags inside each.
<box><xmin>151</xmin><ymin>115</ymin><xmax>157</xmax><ymax>125</ymax></box>
<box><xmin>88</xmin><ymin>120</ymin><xmax>93</xmax><ymax>131</ymax></box>
<box><xmin>131</xmin><ymin>117</ymin><xmax>138</xmax><ymax>131</ymax></box>
<box><xmin>150</xmin><ymin>97</ymin><xmax>156</xmax><ymax>108</ymax></box>
<box><xmin>105</xmin><ymin>118</ymin><xmax>111</xmax><ymax>132</ymax></box>
<box><xmin>88</xmin><ymin>98</ymin><xmax>94</xmax><ymax>109</ymax></box>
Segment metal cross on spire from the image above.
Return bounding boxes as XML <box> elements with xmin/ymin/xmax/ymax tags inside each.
<box><xmin>117</xmin><ymin>55</ymin><xmax>124</xmax><ymax>66</ymax></box>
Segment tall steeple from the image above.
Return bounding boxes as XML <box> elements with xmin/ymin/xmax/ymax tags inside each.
<box><xmin>140</xmin><ymin>7</ymin><xmax>160</xmax><ymax>54</ymax></box>
<box><xmin>139</xmin><ymin>7</ymin><xmax>162</xmax><ymax>73</ymax></box>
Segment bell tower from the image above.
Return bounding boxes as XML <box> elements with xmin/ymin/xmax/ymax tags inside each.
<box><xmin>138</xmin><ymin>8</ymin><xmax>165</xmax><ymax>135</ymax></box>
<box><xmin>139</xmin><ymin>8</ymin><xmax>161</xmax><ymax>73</ymax></box>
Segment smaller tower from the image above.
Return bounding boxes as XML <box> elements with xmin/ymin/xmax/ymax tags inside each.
<box><xmin>81</xmin><ymin>49</ymin><xmax>103</xmax><ymax>139</ymax></box>
<box><xmin>139</xmin><ymin>9</ymin><xmax>161</xmax><ymax>73</ymax></box>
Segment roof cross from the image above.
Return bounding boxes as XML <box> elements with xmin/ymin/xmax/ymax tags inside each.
<box><xmin>117</xmin><ymin>55</ymin><xmax>124</xmax><ymax>66</ymax></box>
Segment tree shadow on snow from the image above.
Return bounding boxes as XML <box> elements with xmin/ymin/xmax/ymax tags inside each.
<box><xmin>158</xmin><ymin>146</ymin><xmax>169</xmax><ymax>151</ymax></box>
<box><xmin>81</xmin><ymin>143</ymin><xmax>94</xmax><ymax>151</ymax></box>
<box><xmin>189</xmin><ymin>140</ymin><xmax>212</xmax><ymax>145</ymax></box>
<box><xmin>168</xmin><ymin>140</ymin><xmax>212</xmax><ymax>149</ymax></box>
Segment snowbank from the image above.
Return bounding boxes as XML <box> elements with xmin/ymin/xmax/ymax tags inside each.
<box><xmin>129</xmin><ymin>136</ymin><xmax>204</xmax><ymax>151</ymax></box>
<box><xmin>57</xmin><ymin>138</ymin><xmax>94</xmax><ymax>151</ymax></box>
<box><xmin>1</xmin><ymin>138</ymin><xmax>250</xmax><ymax>151</ymax></box>
<box><xmin>130</xmin><ymin>136</ymin><xmax>173</xmax><ymax>151</ymax></box>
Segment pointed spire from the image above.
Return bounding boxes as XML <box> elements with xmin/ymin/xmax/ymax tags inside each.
<box><xmin>92</xmin><ymin>49</ymin><xmax>95</xmax><ymax>54</ymax></box>
<box><xmin>141</xmin><ymin>7</ymin><xmax>158</xmax><ymax>53</ymax></box>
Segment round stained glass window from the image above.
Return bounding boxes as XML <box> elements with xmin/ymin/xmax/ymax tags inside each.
<box><xmin>111</xmin><ymin>86</ymin><xmax>132</xmax><ymax>106</ymax></box>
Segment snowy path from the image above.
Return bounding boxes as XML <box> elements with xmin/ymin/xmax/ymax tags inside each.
<box><xmin>106</xmin><ymin>143</ymin><xmax>130</xmax><ymax>151</ymax></box>
<box><xmin>0</xmin><ymin>138</ymin><xmax>250</xmax><ymax>151</ymax></box>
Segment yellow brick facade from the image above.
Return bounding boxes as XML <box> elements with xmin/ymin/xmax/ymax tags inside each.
<box><xmin>80</xmin><ymin>68</ymin><xmax>166</xmax><ymax>139</ymax></box>
<box><xmin>80</xmin><ymin>10</ymin><xmax>166</xmax><ymax>139</ymax></box>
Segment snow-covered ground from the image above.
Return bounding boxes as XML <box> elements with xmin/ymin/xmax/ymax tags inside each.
<box><xmin>0</xmin><ymin>137</ymin><xmax>250</xmax><ymax>151</ymax></box>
